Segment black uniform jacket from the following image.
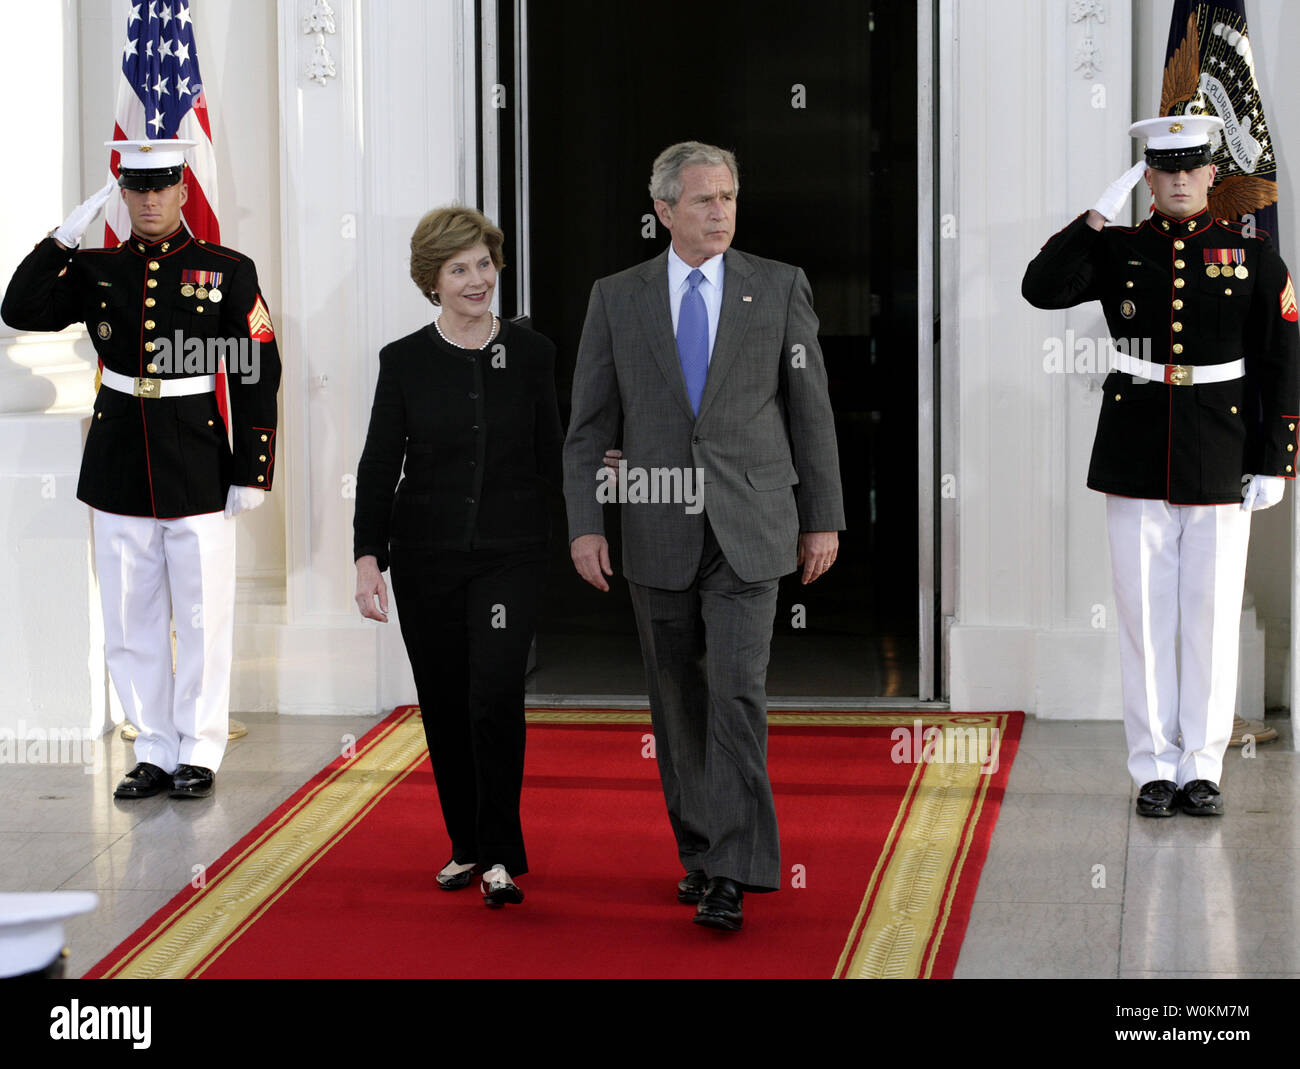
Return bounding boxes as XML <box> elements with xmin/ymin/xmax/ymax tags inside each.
<box><xmin>352</xmin><ymin>318</ymin><xmax>564</xmax><ymax>572</ymax></box>
<box><xmin>1</xmin><ymin>228</ymin><xmax>281</xmax><ymax>518</ymax></box>
<box><xmin>1023</xmin><ymin>206</ymin><xmax>1300</xmax><ymax>504</ymax></box>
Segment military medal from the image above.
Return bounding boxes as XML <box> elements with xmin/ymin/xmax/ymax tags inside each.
<box><xmin>1121</xmin><ymin>300</ymin><xmax>1135</xmax><ymax>318</ymax></box>
<box><xmin>1223</xmin><ymin>264</ymin><xmax>1236</xmax><ymax>278</ymax></box>
<box><xmin>1206</xmin><ymin>265</ymin><xmax>1220</xmax><ymax>278</ymax></box>
<box><xmin>181</xmin><ymin>283</ymin><xmax>195</xmax><ymax>296</ymax></box>
<box><xmin>196</xmin><ymin>287</ymin><xmax>208</xmax><ymax>299</ymax></box>
<box><xmin>1206</xmin><ymin>248</ymin><xmax>1246</xmax><ymax>282</ymax></box>
<box><xmin>208</xmin><ymin>288</ymin><xmax>222</xmax><ymax>303</ymax></box>
<box><xmin>1236</xmin><ymin>266</ymin><xmax>1248</xmax><ymax>279</ymax></box>
<box><xmin>180</xmin><ymin>269</ymin><xmax>224</xmax><ymax>305</ymax></box>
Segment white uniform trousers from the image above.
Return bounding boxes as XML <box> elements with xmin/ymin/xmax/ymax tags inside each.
<box><xmin>1105</xmin><ymin>496</ymin><xmax>1251</xmax><ymax>789</ymax></box>
<box><xmin>92</xmin><ymin>508</ymin><xmax>236</xmax><ymax>773</ymax></box>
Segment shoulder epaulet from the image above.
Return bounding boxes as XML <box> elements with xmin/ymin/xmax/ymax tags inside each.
<box><xmin>191</xmin><ymin>238</ymin><xmax>252</xmax><ymax>264</ymax></box>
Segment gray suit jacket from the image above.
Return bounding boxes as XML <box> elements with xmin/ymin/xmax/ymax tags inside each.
<box><xmin>564</xmin><ymin>247</ymin><xmax>845</xmax><ymax>589</ymax></box>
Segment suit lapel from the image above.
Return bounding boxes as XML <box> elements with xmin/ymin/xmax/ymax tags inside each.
<box><xmin>635</xmin><ymin>252</ymin><xmax>696</xmax><ymax>421</ymax></box>
<box><xmin>697</xmin><ymin>248</ymin><xmax>756</xmax><ymax>421</ymax></box>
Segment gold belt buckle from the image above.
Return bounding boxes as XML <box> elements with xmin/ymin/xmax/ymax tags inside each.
<box><xmin>1164</xmin><ymin>364</ymin><xmax>1192</xmax><ymax>386</ymax></box>
<box><xmin>133</xmin><ymin>376</ymin><xmax>162</xmax><ymax>398</ymax></box>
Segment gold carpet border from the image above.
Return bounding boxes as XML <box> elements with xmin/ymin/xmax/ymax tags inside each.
<box><xmin>834</xmin><ymin>712</ymin><xmax>1009</xmax><ymax>979</ymax></box>
<box><xmin>524</xmin><ymin>708</ymin><xmax>1001</xmax><ymax>728</ymax></box>
<box><xmin>102</xmin><ymin>709</ymin><xmax>428</xmax><ymax>979</ymax></box>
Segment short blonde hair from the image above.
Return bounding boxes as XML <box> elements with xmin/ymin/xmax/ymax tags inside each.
<box><xmin>410</xmin><ymin>205</ymin><xmax>506</xmax><ymax>306</ymax></box>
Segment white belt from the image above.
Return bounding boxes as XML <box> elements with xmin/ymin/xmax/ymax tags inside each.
<box><xmin>100</xmin><ymin>367</ymin><xmax>216</xmax><ymax>399</ymax></box>
<box><xmin>1109</xmin><ymin>351</ymin><xmax>1245</xmax><ymax>387</ymax></box>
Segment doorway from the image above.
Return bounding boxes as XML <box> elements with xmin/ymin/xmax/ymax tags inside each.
<box><xmin>501</xmin><ymin>0</ymin><xmax>921</xmax><ymax>699</ymax></box>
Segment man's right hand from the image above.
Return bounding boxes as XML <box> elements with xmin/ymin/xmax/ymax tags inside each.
<box><xmin>570</xmin><ymin>533</ymin><xmax>613</xmax><ymax>592</ymax></box>
<box><xmin>1090</xmin><ymin>160</ymin><xmax>1148</xmax><ymax>225</ymax></box>
<box><xmin>52</xmin><ymin>179</ymin><xmax>119</xmax><ymax>249</ymax></box>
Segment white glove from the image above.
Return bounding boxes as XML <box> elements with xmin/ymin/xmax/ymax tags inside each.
<box><xmin>51</xmin><ymin>179</ymin><xmax>118</xmax><ymax>248</ymax></box>
<box><xmin>1241</xmin><ymin>475</ymin><xmax>1286</xmax><ymax>512</ymax></box>
<box><xmin>1091</xmin><ymin>161</ymin><xmax>1148</xmax><ymax>223</ymax></box>
<box><xmin>225</xmin><ymin>486</ymin><xmax>267</xmax><ymax>518</ymax></box>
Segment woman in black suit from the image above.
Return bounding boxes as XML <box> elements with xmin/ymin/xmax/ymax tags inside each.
<box><xmin>353</xmin><ymin>206</ymin><xmax>562</xmax><ymax>907</ymax></box>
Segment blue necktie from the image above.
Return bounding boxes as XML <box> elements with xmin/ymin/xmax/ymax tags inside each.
<box><xmin>677</xmin><ymin>268</ymin><xmax>708</xmax><ymax>415</ymax></box>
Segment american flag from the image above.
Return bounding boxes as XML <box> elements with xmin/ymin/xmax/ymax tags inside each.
<box><xmin>104</xmin><ymin>1</ymin><xmax>220</xmax><ymax>245</ymax></box>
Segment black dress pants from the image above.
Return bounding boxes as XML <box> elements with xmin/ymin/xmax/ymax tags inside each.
<box><xmin>390</xmin><ymin>542</ymin><xmax>546</xmax><ymax>875</ymax></box>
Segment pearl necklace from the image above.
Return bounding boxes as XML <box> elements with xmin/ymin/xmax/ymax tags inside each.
<box><xmin>435</xmin><ymin>313</ymin><xmax>499</xmax><ymax>349</ymax></box>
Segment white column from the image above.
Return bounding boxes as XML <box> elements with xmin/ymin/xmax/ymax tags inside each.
<box><xmin>274</xmin><ymin>0</ymin><xmax>470</xmax><ymax>713</ymax></box>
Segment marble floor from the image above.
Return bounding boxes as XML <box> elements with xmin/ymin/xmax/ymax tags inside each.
<box><xmin>2</xmin><ymin>709</ymin><xmax>1295</xmax><ymax>978</ymax></box>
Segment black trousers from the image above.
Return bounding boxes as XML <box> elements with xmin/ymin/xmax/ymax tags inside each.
<box><xmin>389</xmin><ymin>542</ymin><xmax>546</xmax><ymax>875</ymax></box>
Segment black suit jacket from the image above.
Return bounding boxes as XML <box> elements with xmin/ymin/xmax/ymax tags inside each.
<box><xmin>353</xmin><ymin>318</ymin><xmax>563</xmax><ymax>571</ymax></box>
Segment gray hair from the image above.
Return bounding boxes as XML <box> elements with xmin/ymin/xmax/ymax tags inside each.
<box><xmin>648</xmin><ymin>141</ymin><xmax>740</xmax><ymax>205</ymax></box>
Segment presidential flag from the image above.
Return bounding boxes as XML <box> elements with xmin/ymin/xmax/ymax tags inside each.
<box><xmin>104</xmin><ymin>1</ymin><xmax>220</xmax><ymax>245</ymax></box>
<box><xmin>1160</xmin><ymin>0</ymin><xmax>1280</xmax><ymax>248</ymax></box>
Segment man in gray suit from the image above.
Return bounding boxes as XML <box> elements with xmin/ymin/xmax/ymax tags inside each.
<box><xmin>564</xmin><ymin>142</ymin><xmax>845</xmax><ymax>932</ymax></box>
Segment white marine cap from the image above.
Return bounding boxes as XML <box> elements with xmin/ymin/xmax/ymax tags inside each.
<box><xmin>0</xmin><ymin>891</ymin><xmax>98</xmax><ymax>977</ymax></box>
<box><xmin>106</xmin><ymin>138</ymin><xmax>197</xmax><ymax>189</ymax></box>
<box><xmin>1128</xmin><ymin>115</ymin><xmax>1224</xmax><ymax>171</ymax></box>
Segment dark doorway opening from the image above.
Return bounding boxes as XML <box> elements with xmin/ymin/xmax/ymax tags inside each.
<box><xmin>522</xmin><ymin>0</ymin><xmax>919</xmax><ymax>698</ymax></box>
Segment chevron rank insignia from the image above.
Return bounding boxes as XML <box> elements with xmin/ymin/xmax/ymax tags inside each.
<box><xmin>1282</xmin><ymin>274</ymin><xmax>1297</xmax><ymax>323</ymax></box>
<box><xmin>247</xmin><ymin>294</ymin><xmax>275</xmax><ymax>342</ymax></box>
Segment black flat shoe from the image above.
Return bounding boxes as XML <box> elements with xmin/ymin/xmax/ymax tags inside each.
<box><xmin>114</xmin><ymin>762</ymin><xmax>172</xmax><ymax>799</ymax></box>
<box><xmin>677</xmin><ymin>869</ymin><xmax>707</xmax><ymax>905</ymax></box>
<box><xmin>436</xmin><ymin>859</ymin><xmax>479</xmax><ymax>891</ymax></box>
<box><xmin>693</xmin><ymin>876</ymin><xmax>743</xmax><ymax>932</ymax></box>
<box><xmin>481</xmin><ymin>866</ymin><xmax>524</xmax><ymax>908</ymax></box>
<box><xmin>1179</xmin><ymin>779</ymin><xmax>1225</xmax><ymax>816</ymax></box>
<box><xmin>169</xmin><ymin>764</ymin><xmax>215</xmax><ymax>799</ymax></box>
<box><xmin>1136</xmin><ymin>779</ymin><xmax>1179</xmax><ymax>818</ymax></box>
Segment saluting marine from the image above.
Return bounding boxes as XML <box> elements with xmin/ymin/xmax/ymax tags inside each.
<box><xmin>1</xmin><ymin>139</ymin><xmax>281</xmax><ymax>800</ymax></box>
<box><xmin>1023</xmin><ymin>115</ymin><xmax>1300</xmax><ymax>818</ymax></box>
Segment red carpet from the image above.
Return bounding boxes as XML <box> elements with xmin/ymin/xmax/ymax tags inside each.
<box><xmin>88</xmin><ymin>708</ymin><xmax>1021</xmax><ymax>979</ymax></box>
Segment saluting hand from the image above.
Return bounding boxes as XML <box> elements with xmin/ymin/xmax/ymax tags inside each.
<box><xmin>1090</xmin><ymin>160</ymin><xmax>1149</xmax><ymax>227</ymax></box>
<box><xmin>52</xmin><ymin>179</ymin><xmax>119</xmax><ymax>249</ymax></box>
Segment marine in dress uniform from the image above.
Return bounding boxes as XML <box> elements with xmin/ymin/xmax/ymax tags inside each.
<box><xmin>1023</xmin><ymin>116</ymin><xmax>1300</xmax><ymax>817</ymax></box>
<box><xmin>0</xmin><ymin>140</ymin><xmax>281</xmax><ymax>800</ymax></box>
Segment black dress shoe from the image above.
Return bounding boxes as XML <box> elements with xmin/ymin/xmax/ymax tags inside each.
<box><xmin>693</xmin><ymin>877</ymin><xmax>743</xmax><ymax>931</ymax></box>
<box><xmin>1179</xmin><ymin>779</ymin><xmax>1225</xmax><ymax>816</ymax></box>
<box><xmin>436</xmin><ymin>859</ymin><xmax>479</xmax><ymax>891</ymax></box>
<box><xmin>677</xmin><ymin>869</ymin><xmax>707</xmax><ymax>905</ymax></box>
<box><xmin>169</xmin><ymin>764</ymin><xmax>215</xmax><ymax>799</ymax></box>
<box><xmin>1136</xmin><ymin>779</ymin><xmax>1179</xmax><ymax>818</ymax></box>
<box><xmin>114</xmin><ymin>762</ymin><xmax>172</xmax><ymax>799</ymax></box>
<box><xmin>481</xmin><ymin>866</ymin><xmax>524</xmax><ymax>908</ymax></box>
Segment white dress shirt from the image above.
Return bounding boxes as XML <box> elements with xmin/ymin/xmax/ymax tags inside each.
<box><xmin>667</xmin><ymin>245</ymin><xmax>724</xmax><ymax>363</ymax></box>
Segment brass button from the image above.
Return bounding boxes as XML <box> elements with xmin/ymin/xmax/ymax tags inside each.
<box><xmin>147</xmin><ymin>279</ymin><xmax>158</xmax><ymax>288</ymax></box>
<box><xmin>1290</xmin><ymin>423</ymin><xmax>1296</xmax><ymax>431</ymax></box>
<box><xmin>207</xmin><ymin>419</ymin><xmax>215</xmax><ymax>427</ymax></box>
<box><xmin>1174</xmin><ymin>278</ymin><xmax>1185</xmax><ymax>289</ymax></box>
<box><xmin>100</xmin><ymin>301</ymin><xmax>107</xmax><ymax>309</ymax></box>
<box><xmin>1289</xmin><ymin>465</ymin><xmax>1294</xmax><ymax>473</ymax></box>
<box><xmin>1225</xmin><ymin>288</ymin><xmax>1233</xmax><ymax>295</ymax></box>
<box><xmin>1231</xmin><ymin>406</ymin><xmax>1238</xmax><ymax>415</ymax></box>
<box><xmin>1175</xmin><ymin>259</ymin><xmax>1186</xmax><ymax>269</ymax></box>
<box><xmin>256</xmin><ymin>475</ymin><xmax>265</xmax><ymax>483</ymax></box>
<box><xmin>195</xmin><ymin>305</ymin><xmax>203</xmax><ymax>312</ymax></box>
<box><xmin>1114</xmin><ymin>394</ymin><xmax>1122</xmax><ymax>401</ymax></box>
<box><xmin>145</xmin><ymin>319</ymin><xmax>155</xmax><ymax>329</ymax></box>
<box><xmin>96</xmin><ymin>412</ymin><xmax>102</xmax><ymax>420</ymax></box>
<box><xmin>148</xmin><ymin>260</ymin><xmax>160</xmax><ymax>270</ymax></box>
<box><xmin>1174</xmin><ymin>240</ymin><xmax>1185</xmax><ymax>250</ymax></box>
<box><xmin>146</xmin><ymin>297</ymin><xmax>156</xmax><ymax>308</ymax></box>
<box><xmin>147</xmin><ymin>363</ymin><xmax>158</xmax><ymax>373</ymax></box>
<box><xmin>259</xmin><ymin>454</ymin><xmax>266</xmax><ymax>462</ymax></box>
<box><xmin>1173</xmin><ymin>343</ymin><xmax>1184</xmax><ymax>354</ymax></box>
<box><xmin>1172</xmin><ymin>322</ymin><xmax>1183</xmax><ymax>332</ymax></box>
<box><xmin>1126</xmin><ymin>281</ymin><xmax>1135</xmax><ymax>289</ymax></box>
<box><xmin>1173</xmin><ymin>299</ymin><xmax>1183</xmax><ymax>310</ymax></box>
<box><xmin>144</xmin><ymin>341</ymin><xmax>155</xmax><ymax>352</ymax></box>
<box><xmin>1290</xmin><ymin>445</ymin><xmax>1295</xmax><ymax>453</ymax></box>
<box><xmin>261</xmin><ymin>434</ymin><xmax>268</xmax><ymax>442</ymax></box>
